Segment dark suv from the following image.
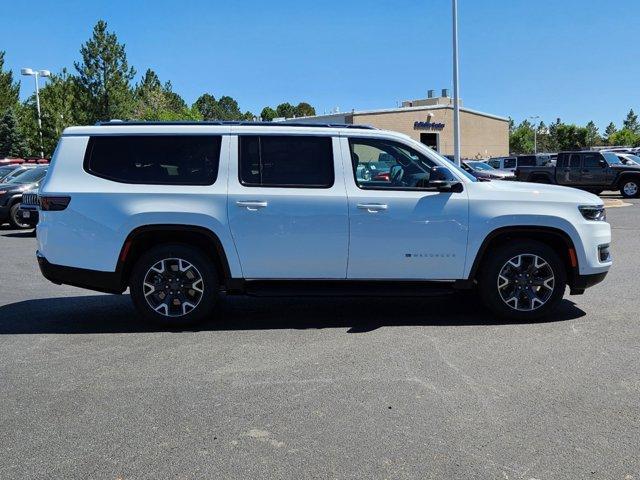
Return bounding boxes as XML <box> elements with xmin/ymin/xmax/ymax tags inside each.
<box><xmin>515</xmin><ymin>151</ymin><xmax>640</xmax><ymax>197</ymax></box>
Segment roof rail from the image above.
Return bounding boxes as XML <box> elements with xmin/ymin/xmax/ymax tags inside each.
<box><xmin>95</xmin><ymin>120</ymin><xmax>376</xmax><ymax>130</ymax></box>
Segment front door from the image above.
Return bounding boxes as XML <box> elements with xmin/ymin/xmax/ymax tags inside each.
<box><xmin>342</xmin><ymin>136</ymin><xmax>469</xmax><ymax>280</ymax></box>
<box><xmin>227</xmin><ymin>134</ymin><xmax>349</xmax><ymax>279</ymax></box>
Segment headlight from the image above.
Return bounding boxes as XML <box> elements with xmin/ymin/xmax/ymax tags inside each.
<box><xmin>579</xmin><ymin>205</ymin><xmax>606</xmax><ymax>221</ymax></box>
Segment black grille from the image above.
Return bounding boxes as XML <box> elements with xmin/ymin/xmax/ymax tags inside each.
<box><xmin>22</xmin><ymin>193</ymin><xmax>39</xmax><ymax>206</ymax></box>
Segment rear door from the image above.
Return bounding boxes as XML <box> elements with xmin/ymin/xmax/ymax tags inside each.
<box><xmin>558</xmin><ymin>153</ymin><xmax>582</xmax><ymax>185</ymax></box>
<box><xmin>227</xmin><ymin>133</ymin><xmax>349</xmax><ymax>279</ymax></box>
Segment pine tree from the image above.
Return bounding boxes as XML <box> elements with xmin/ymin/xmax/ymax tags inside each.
<box><xmin>0</xmin><ymin>51</ymin><xmax>20</xmax><ymax>114</ymax></box>
<box><xmin>604</xmin><ymin>122</ymin><xmax>617</xmax><ymax>142</ymax></box>
<box><xmin>584</xmin><ymin>121</ymin><xmax>600</xmax><ymax>147</ymax></box>
<box><xmin>623</xmin><ymin>109</ymin><xmax>639</xmax><ymax>134</ymax></box>
<box><xmin>0</xmin><ymin>108</ymin><xmax>27</xmax><ymax>157</ymax></box>
<box><xmin>74</xmin><ymin>20</ymin><xmax>135</xmax><ymax>122</ymax></box>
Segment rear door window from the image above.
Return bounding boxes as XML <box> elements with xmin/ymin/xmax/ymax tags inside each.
<box><xmin>504</xmin><ymin>158</ymin><xmax>516</xmax><ymax>168</ymax></box>
<box><xmin>239</xmin><ymin>135</ymin><xmax>334</xmax><ymax>188</ymax></box>
<box><xmin>583</xmin><ymin>154</ymin><xmax>601</xmax><ymax>168</ymax></box>
<box><xmin>84</xmin><ymin>135</ymin><xmax>221</xmax><ymax>185</ymax></box>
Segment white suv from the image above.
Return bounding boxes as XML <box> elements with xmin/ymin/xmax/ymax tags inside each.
<box><xmin>36</xmin><ymin>122</ymin><xmax>611</xmax><ymax>326</ymax></box>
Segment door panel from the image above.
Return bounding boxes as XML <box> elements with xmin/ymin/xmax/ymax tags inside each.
<box><xmin>342</xmin><ymin>137</ymin><xmax>469</xmax><ymax>280</ymax></box>
<box><xmin>558</xmin><ymin>153</ymin><xmax>582</xmax><ymax>185</ymax></box>
<box><xmin>579</xmin><ymin>153</ymin><xmax>607</xmax><ymax>185</ymax></box>
<box><xmin>227</xmin><ymin>135</ymin><xmax>349</xmax><ymax>279</ymax></box>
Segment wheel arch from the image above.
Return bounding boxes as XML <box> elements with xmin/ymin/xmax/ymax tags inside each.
<box><xmin>117</xmin><ymin>224</ymin><xmax>233</xmax><ymax>289</ymax></box>
<box><xmin>616</xmin><ymin>172</ymin><xmax>640</xmax><ymax>189</ymax></box>
<box><xmin>467</xmin><ymin>226</ymin><xmax>579</xmax><ymax>287</ymax></box>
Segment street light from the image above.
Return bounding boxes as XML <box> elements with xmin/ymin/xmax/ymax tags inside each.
<box><xmin>528</xmin><ymin>115</ymin><xmax>540</xmax><ymax>154</ymax></box>
<box><xmin>452</xmin><ymin>0</ymin><xmax>461</xmax><ymax>166</ymax></box>
<box><xmin>21</xmin><ymin>68</ymin><xmax>51</xmax><ymax>158</ymax></box>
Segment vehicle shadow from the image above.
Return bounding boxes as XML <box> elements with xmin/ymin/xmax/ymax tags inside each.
<box><xmin>1</xmin><ymin>230</ymin><xmax>36</xmax><ymax>238</ymax></box>
<box><xmin>0</xmin><ymin>293</ymin><xmax>586</xmax><ymax>335</ymax></box>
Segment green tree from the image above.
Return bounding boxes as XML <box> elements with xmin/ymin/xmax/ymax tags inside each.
<box><xmin>509</xmin><ymin>120</ymin><xmax>534</xmax><ymax>154</ymax></box>
<box><xmin>0</xmin><ymin>51</ymin><xmax>20</xmax><ymax>114</ymax></box>
<box><xmin>20</xmin><ymin>68</ymin><xmax>80</xmax><ymax>156</ymax></box>
<box><xmin>553</xmin><ymin>124</ymin><xmax>588</xmax><ymax>150</ymax></box>
<box><xmin>604</xmin><ymin>122</ymin><xmax>617</xmax><ymax>144</ymax></box>
<box><xmin>193</xmin><ymin>93</ymin><xmax>220</xmax><ymax>120</ymax></box>
<box><xmin>276</xmin><ymin>102</ymin><xmax>295</xmax><ymax>119</ymax></box>
<box><xmin>216</xmin><ymin>96</ymin><xmax>242</xmax><ymax>120</ymax></box>
<box><xmin>0</xmin><ymin>108</ymin><xmax>27</xmax><ymax>157</ymax></box>
<box><xmin>294</xmin><ymin>102</ymin><xmax>315</xmax><ymax>118</ymax></box>
<box><xmin>74</xmin><ymin>20</ymin><xmax>136</xmax><ymax>122</ymax></box>
<box><xmin>609</xmin><ymin>128</ymin><xmax>640</xmax><ymax>147</ymax></box>
<box><xmin>133</xmin><ymin>70</ymin><xmax>195</xmax><ymax>121</ymax></box>
<box><xmin>260</xmin><ymin>106</ymin><xmax>276</xmax><ymax>121</ymax></box>
<box><xmin>623</xmin><ymin>109</ymin><xmax>639</xmax><ymax>134</ymax></box>
<box><xmin>584</xmin><ymin>120</ymin><xmax>600</xmax><ymax>147</ymax></box>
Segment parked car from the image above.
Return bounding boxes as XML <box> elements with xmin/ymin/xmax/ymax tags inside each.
<box><xmin>37</xmin><ymin>121</ymin><xmax>611</xmax><ymax>326</ymax></box>
<box><xmin>615</xmin><ymin>153</ymin><xmax>640</xmax><ymax>166</ymax></box>
<box><xmin>0</xmin><ymin>164</ymin><xmax>37</xmax><ymax>183</ymax></box>
<box><xmin>0</xmin><ymin>164</ymin><xmax>22</xmax><ymax>182</ymax></box>
<box><xmin>17</xmin><ymin>189</ymin><xmax>40</xmax><ymax>228</ymax></box>
<box><xmin>515</xmin><ymin>151</ymin><xmax>640</xmax><ymax>197</ymax></box>
<box><xmin>0</xmin><ymin>166</ymin><xmax>48</xmax><ymax>228</ymax></box>
<box><xmin>461</xmin><ymin>160</ymin><xmax>516</xmax><ymax>180</ymax></box>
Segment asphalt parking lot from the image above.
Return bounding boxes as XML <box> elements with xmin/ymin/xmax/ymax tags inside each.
<box><xmin>1</xmin><ymin>195</ymin><xmax>639</xmax><ymax>480</ymax></box>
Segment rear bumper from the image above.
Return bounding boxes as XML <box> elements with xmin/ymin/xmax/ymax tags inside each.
<box><xmin>37</xmin><ymin>252</ymin><xmax>125</xmax><ymax>294</ymax></box>
<box><xmin>569</xmin><ymin>271</ymin><xmax>608</xmax><ymax>295</ymax></box>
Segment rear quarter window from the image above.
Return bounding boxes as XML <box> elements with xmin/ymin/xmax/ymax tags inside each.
<box><xmin>84</xmin><ymin>135</ymin><xmax>221</xmax><ymax>185</ymax></box>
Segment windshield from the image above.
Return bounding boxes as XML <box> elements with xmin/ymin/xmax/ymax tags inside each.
<box><xmin>7</xmin><ymin>168</ymin><xmax>47</xmax><ymax>184</ymax></box>
<box><xmin>466</xmin><ymin>161</ymin><xmax>494</xmax><ymax>171</ymax></box>
<box><xmin>623</xmin><ymin>154</ymin><xmax>640</xmax><ymax>165</ymax></box>
<box><xmin>603</xmin><ymin>152</ymin><xmax>623</xmax><ymax>165</ymax></box>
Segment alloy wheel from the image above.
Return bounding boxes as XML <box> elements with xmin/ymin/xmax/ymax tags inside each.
<box><xmin>623</xmin><ymin>181</ymin><xmax>638</xmax><ymax>197</ymax></box>
<box><xmin>142</xmin><ymin>258</ymin><xmax>204</xmax><ymax>317</ymax></box>
<box><xmin>497</xmin><ymin>254</ymin><xmax>555</xmax><ymax>311</ymax></box>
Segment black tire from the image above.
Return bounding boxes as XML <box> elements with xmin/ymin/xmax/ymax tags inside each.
<box><xmin>129</xmin><ymin>243</ymin><xmax>219</xmax><ymax>327</ymax></box>
<box><xmin>478</xmin><ymin>240</ymin><xmax>566</xmax><ymax>321</ymax></box>
<box><xmin>533</xmin><ymin>176</ymin><xmax>551</xmax><ymax>184</ymax></box>
<box><xmin>620</xmin><ymin>179</ymin><xmax>640</xmax><ymax>198</ymax></box>
<box><xmin>8</xmin><ymin>203</ymin><xmax>31</xmax><ymax>229</ymax></box>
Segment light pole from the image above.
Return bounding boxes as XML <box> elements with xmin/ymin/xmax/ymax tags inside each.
<box><xmin>528</xmin><ymin>115</ymin><xmax>540</xmax><ymax>154</ymax></box>
<box><xmin>452</xmin><ymin>0</ymin><xmax>461</xmax><ymax>166</ymax></box>
<box><xmin>21</xmin><ymin>68</ymin><xmax>50</xmax><ymax>158</ymax></box>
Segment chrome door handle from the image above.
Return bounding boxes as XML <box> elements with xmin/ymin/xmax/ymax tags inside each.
<box><xmin>357</xmin><ymin>203</ymin><xmax>388</xmax><ymax>212</ymax></box>
<box><xmin>236</xmin><ymin>201</ymin><xmax>268</xmax><ymax>210</ymax></box>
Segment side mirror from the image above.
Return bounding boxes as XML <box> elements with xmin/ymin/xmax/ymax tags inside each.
<box><xmin>599</xmin><ymin>159</ymin><xmax>607</xmax><ymax>167</ymax></box>
<box><xmin>428</xmin><ymin>166</ymin><xmax>463</xmax><ymax>192</ymax></box>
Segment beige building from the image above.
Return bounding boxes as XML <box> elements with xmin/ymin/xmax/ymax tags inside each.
<box><xmin>285</xmin><ymin>91</ymin><xmax>509</xmax><ymax>159</ymax></box>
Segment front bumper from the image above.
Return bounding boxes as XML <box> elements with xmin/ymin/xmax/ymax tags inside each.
<box><xmin>37</xmin><ymin>252</ymin><xmax>125</xmax><ymax>294</ymax></box>
<box><xmin>569</xmin><ymin>271</ymin><xmax>608</xmax><ymax>295</ymax></box>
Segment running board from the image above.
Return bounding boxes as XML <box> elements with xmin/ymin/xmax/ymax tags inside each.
<box><xmin>224</xmin><ymin>280</ymin><xmax>456</xmax><ymax>297</ymax></box>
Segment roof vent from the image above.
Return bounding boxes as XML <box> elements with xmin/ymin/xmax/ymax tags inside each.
<box><xmin>427</xmin><ymin>89</ymin><xmax>435</xmax><ymax>98</ymax></box>
<box><xmin>441</xmin><ymin>88</ymin><xmax>449</xmax><ymax>97</ymax></box>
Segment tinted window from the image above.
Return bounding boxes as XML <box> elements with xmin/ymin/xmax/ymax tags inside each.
<box><xmin>568</xmin><ymin>154</ymin><xmax>581</xmax><ymax>167</ymax></box>
<box><xmin>583</xmin><ymin>154</ymin><xmax>601</xmax><ymax>168</ymax></box>
<box><xmin>517</xmin><ymin>156</ymin><xmax>537</xmax><ymax>166</ymax></box>
<box><xmin>85</xmin><ymin>135</ymin><xmax>221</xmax><ymax>185</ymax></box>
<box><xmin>239</xmin><ymin>135</ymin><xmax>334</xmax><ymax>188</ymax></box>
<box><xmin>504</xmin><ymin>158</ymin><xmax>516</xmax><ymax>168</ymax></box>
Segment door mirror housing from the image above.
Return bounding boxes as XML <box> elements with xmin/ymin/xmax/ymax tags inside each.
<box><xmin>427</xmin><ymin>166</ymin><xmax>463</xmax><ymax>192</ymax></box>
<box><xmin>599</xmin><ymin>159</ymin><xmax>607</xmax><ymax>167</ymax></box>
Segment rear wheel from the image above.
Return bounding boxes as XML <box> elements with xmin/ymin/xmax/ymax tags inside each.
<box><xmin>130</xmin><ymin>244</ymin><xmax>219</xmax><ymax>327</ymax></box>
<box><xmin>9</xmin><ymin>203</ymin><xmax>31</xmax><ymax>229</ymax></box>
<box><xmin>478</xmin><ymin>241</ymin><xmax>566</xmax><ymax>320</ymax></box>
<box><xmin>620</xmin><ymin>179</ymin><xmax>640</xmax><ymax>198</ymax></box>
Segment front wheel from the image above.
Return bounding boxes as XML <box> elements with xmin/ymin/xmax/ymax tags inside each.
<box><xmin>478</xmin><ymin>241</ymin><xmax>567</xmax><ymax>320</ymax></box>
<box><xmin>129</xmin><ymin>244</ymin><xmax>219</xmax><ymax>327</ymax></box>
<box><xmin>620</xmin><ymin>179</ymin><xmax>640</xmax><ymax>198</ymax></box>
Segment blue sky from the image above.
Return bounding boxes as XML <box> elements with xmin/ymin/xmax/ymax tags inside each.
<box><xmin>3</xmin><ymin>0</ymin><xmax>639</xmax><ymax>129</ymax></box>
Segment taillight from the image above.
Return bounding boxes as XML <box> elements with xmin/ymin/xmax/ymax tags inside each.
<box><xmin>39</xmin><ymin>196</ymin><xmax>71</xmax><ymax>211</ymax></box>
